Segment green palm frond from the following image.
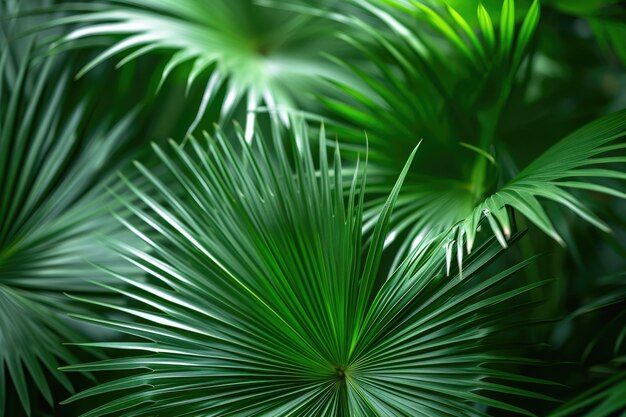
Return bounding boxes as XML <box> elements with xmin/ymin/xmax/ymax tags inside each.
<box><xmin>61</xmin><ymin>119</ymin><xmax>552</xmax><ymax>416</ymax></box>
<box><xmin>0</xmin><ymin>41</ymin><xmax>136</xmax><ymax>416</ymax></box>
<box><xmin>283</xmin><ymin>0</ymin><xmax>541</xmax><ymax>248</ymax></box>
<box><xmin>37</xmin><ymin>0</ymin><xmax>351</xmax><ymax>140</ymax></box>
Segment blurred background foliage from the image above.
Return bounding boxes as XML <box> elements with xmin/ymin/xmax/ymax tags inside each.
<box><xmin>0</xmin><ymin>0</ymin><xmax>625</xmax><ymax>416</ymax></box>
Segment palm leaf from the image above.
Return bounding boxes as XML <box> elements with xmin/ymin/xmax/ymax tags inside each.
<box><xmin>0</xmin><ymin>34</ymin><xmax>136</xmax><ymax>416</ymax></box>
<box><xmin>311</xmin><ymin>0</ymin><xmax>539</xmax><ymax>156</ymax></box>
<box><xmin>362</xmin><ymin>108</ymin><xmax>626</xmax><ymax>269</ymax></box>
<box><xmin>36</xmin><ymin>0</ymin><xmax>352</xmax><ymax>140</ymax></box>
<box><xmin>283</xmin><ymin>0</ymin><xmax>540</xmax><ymax>244</ymax></box>
<box><xmin>61</xmin><ymin>118</ymin><xmax>551</xmax><ymax>416</ymax></box>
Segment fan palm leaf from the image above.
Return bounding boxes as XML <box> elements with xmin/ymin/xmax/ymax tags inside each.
<box><xmin>36</xmin><ymin>0</ymin><xmax>352</xmax><ymax>140</ymax></box>
<box><xmin>0</xmin><ymin>35</ymin><xmax>136</xmax><ymax>415</ymax></box>
<box><xmin>60</xmin><ymin>118</ymin><xmax>552</xmax><ymax>416</ymax></box>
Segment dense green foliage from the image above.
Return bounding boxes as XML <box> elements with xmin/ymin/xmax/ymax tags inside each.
<box><xmin>0</xmin><ymin>0</ymin><xmax>625</xmax><ymax>416</ymax></box>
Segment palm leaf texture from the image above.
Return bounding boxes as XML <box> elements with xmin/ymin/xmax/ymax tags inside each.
<box><xmin>0</xmin><ymin>1</ymin><xmax>623</xmax><ymax>416</ymax></box>
<box><xmin>0</xmin><ymin>37</ymin><xmax>136</xmax><ymax>415</ymax></box>
<box><xmin>38</xmin><ymin>0</ymin><xmax>352</xmax><ymax>140</ymax></box>
<box><xmin>61</xmin><ymin>119</ymin><xmax>552</xmax><ymax>416</ymax></box>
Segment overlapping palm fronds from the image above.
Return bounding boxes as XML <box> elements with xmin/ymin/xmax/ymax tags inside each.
<box><xmin>279</xmin><ymin>0</ymin><xmax>542</xmax><ymax>250</ymax></box>
<box><xmin>59</xmin><ymin>119</ymin><xmax>552</xmax><ymax>416</ymax></box>
<box><xmin>290</xmin><ymin>0</ymin><xmax>626</xmax><ymax>269</ymax></box>
<box><xmin>0</xmin><ymin>1</ymin><xmax>624</xmax><ymax>416</ymax></box>
<box><xmin>306</xmin><ymin>0</ymin><xmax>538</xmax><ymax>156</ymax></box>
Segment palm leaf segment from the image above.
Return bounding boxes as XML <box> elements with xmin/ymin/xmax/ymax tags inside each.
<box><xmin>0</xmin><ymin>40</ymin><xmax>133</xmax><ymax>416</ymax></box>
<box><xmin>548</xmin><ymin>371</ymin><xmax>626</xmax><ymax>417</ymax></box>
<box><xmin>64</xmin><ymin>119</ymin><xmax>551</xmax><ymax>416</ymax></box>
<box><xmin>315</xmin><ymin>0</ymin><xmax>626</xmax><ymax>268</ymax></box>
<box><xmin>41</xmin><ymin>0</ymin><xmax>348</xmax><ymax>140</ymax></box>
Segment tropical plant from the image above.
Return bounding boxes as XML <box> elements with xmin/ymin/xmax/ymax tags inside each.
<box><xmin>0</xmin><ymin>0</ymin><xmax>624</xmax><ymax>416</ymax></box>
<box><xmin>0</xmin><ymin>28</ymin><xmax>138</xmax><ymax>417</ymax></box>
<box><xmin>287</xmin><ymin>0</ymin><xmax>626</xmax><ymax>269</ymax></box>
<box><xmin>37</xmin><ymin>0</ymin><xmax>352</xmax><ymax>140</ymax></box>
<box><xmin>60</xmin><ymin>120</ymin><xmax>554</xmax><ymax>416</ymax></box>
